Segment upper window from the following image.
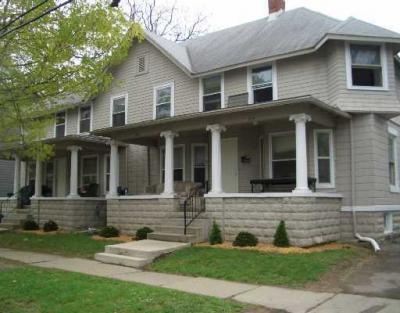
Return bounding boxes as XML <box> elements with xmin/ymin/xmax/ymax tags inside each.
<box><xmin>250</xmin><ymin>66</ymin><xmax>273</xmax><ymax>104</ymax></box>
<box><xmin>55</xmin><ymin>111</ymin><xmax>66</xmax><ymax>138</ymax></box>
<box><xmin>314</xmin><ymin>130</ymin><xmax>335</xmax><ymax>188</ymax></box>
<box><xmin>202</xmin><ymin>75</ymin><xmax>223</xmax><ymax>112</ymax></box>
<box><xmin>154</xmin><ymin>83</ymin><xmax>174</xmax><ymax>119</ymax></box>
<box><xmin>161</xmin><ymin>146</ymin><xmax>184</xmax><ymax>182</ymax></box>
<box><xmin>111</xmin><ymin>96</ymin><xmax>126</xmax><ymax>127</ymax></box>
<box><xmin>347</xmin><ymin>43</ymin><xmax>387</xmax><ymax>89</ymax></box>
<box><xmin>270</xmin><ymin>133</ymin><xmax>296</xmax><ymax>178</ymax></box>
<box><xmin>79</xmin><ymin>106</ymin><xmax>91</xmax><ymax>133</ymax></box>
<box><xmin>388</xmin><ymin>128</ymin><xmax>399</xmax><ymax>192</ymax></box>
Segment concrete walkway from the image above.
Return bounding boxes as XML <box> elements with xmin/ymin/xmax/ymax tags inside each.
<box><xmin>0</xmin><ymin>248</ymin><xmax>399</xmax><ymax>313</ymax></box>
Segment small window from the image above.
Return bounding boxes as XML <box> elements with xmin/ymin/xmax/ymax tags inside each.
<box><xmin>161</xmin><ymin>146</ymin><xmax>184</xmax><ymax>182</ymax></box>
<box><xmin>202</xmin><ymin>75</ymin><xmax>222</xmax><ymax>112</ymax></box>
<box><xmin>384</xmin><ymin>213</ymin><xmax>393</xmax><ymax>234</ymax></box>
<box><xmin>388</xmin><ymin>132</ymin><xmax>398</xmax><ymax>191</ymax></box>
<box><xmin>79</xmin><ymin>106</ymin><xmax>91</xmax><ymax>133</ymax></box>
<box><xmin>251</xmin><ymin>66</ymin><xmax>273</xmax><ymax>104</ymax></box>
<box><xmin>315</xmin><ymin>130</ymin><xmax>335</xmax><ymax>187</ymax></box>
<box><xmin>349</xmin><ymin>44</ymin><xmax>383</xmax><ymax>87</ymax></box>
<box><xmin>112</xmin><ymin>96</ymin><xmax>126</xmax><ymax>127</ymax></box>
<box><xmin>270</xmin><ymin>133</ymin><xmax>296</xmax><ymax>178</ymax></box>
<box><xmin>81</xmin><ymin>156</ymin><xmax>98</xmax><ymax>186</ymax></box>
<box><xmin>136</xmin><ymin>55</ymin><xmax>148</xmax><ymax>75</ymax></box>
<box><xmin>154</xmin><ymin>84</ymin><xmax>173</xmax><ymax>119</ymax></box>
<box><xmin>55</xmin><ymin>111</ymin><xmax>66</xmax><ymax>138</ymax></box>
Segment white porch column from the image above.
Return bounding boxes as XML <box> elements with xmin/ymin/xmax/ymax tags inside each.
<box><xmin>67</xmin><ymin>145</ymin><xmax>81</xmax><ymax>198</ymax></box>
<box><xmin>160</xmin><ymin>131</ymin><xmax>178</xmax><ymax>196</ymax></box>
<box><xmin>206</xmin><ymin>124</ymin><xmax>226</xmax><ymax>194</ymax></box>
<box><xmin>289</xmin><ymin>113</ymin><xmax>312</xmax><ymax>194</ymax></box>
<box><xmin>13</xmin><ymin>154</ymin><xmax>21</xmax><ymax>196</ymax></box>
<box><xmin>108</xmin><ymin>140</ymin><xmax>119</xmax><ymax>198</ymax></box>
<box><xmin>33</xmin><ymin>159</ymin><xmax>42</xmax><ymax>198</ymax></box>
<box><xmin>20</xmin><ymin>161</ymin><xmax>27</xmax><ymax>187</ymax></box>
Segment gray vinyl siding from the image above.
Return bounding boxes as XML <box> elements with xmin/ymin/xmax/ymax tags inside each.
<box><xmin>66</xmin><ymin>108</ymin><xmax>78</xmax><ymax>135</ymax></box>
<box><xmin>224</xmin><ymin>68</ymin><xmax>247</xmax><ymax>106</ymax></box>
<box><xmin>0</xmin><ymin>159</ymin><xmax>14</xmax><ymax>196</ymax></box>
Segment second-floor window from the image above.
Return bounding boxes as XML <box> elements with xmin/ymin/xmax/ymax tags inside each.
<box><xmin>202</xmin><ymin>75</ymin><xmax>222</xmax><ymax>112</ymax></box>
<box><xmin>348</xmin><ymin>44</ymin><xmax>385</xmax><ymax>89</ymax></box>
<box><xmin>111</xmin><ymin>96</ymin><xmax>126</xmax><ymax>127</ymax></box>
<box><xmin>55</xmin><ymin>111</ymin><xmax>65</xmax><ymax>138</ymax></box>
<box><xmin>154</xmin><ymin>83</ymin><xmax>173</xmax><ymax>119</ymax></box>
<box><xmin>250</xmin><ymin>66</ymin><xmax>273</xmax><ymax>104</ymax></box>
<box><xmin>79</xmin><ymin>106</ymin><xmax>91</xmax><ymax>133</ymax></box>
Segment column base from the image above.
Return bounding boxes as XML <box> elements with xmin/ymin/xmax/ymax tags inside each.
<box><xmin>292</xmin><ymin>188</ymin><xmax>313</xmax><ymax>195</ymax></box>
<box><xmin>207</xmin><ymin>190</ymin><xmax>223</xmax><ymax>195</ymax></box>
<box><xmin>67</xmin><ymin>194</ymin><xmax>81</xmax><ymax>199</ymax></box>
<box><xmin>106</xmin><ymin>193</ymin><xmax>118</xmax><ymax>199</ymax></box>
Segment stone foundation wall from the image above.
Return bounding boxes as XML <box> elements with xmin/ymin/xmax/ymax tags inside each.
<box><xmin>30</xmin><ymin>198</ymin><xmax>106</xmax><ymax>230</ymax></box>
<box><xmin>107</xmin><ymin>197</ymin><xmax>180</xmax><ymax>234</ymax></box>
<box><xmin>205</xmin><ymin>196</ymin><xmax>342</xmax><ymax>247</ymax></box>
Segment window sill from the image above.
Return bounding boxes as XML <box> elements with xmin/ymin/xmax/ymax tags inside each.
<box><xmin>347</xmin><ymin>85</ymin><xmax>388</xmax><ymax>91</ymax></box>
<box><xmin>390</xmin><ymin>185</ymin><xmax>400</xmax><ymax>193</ymax></box>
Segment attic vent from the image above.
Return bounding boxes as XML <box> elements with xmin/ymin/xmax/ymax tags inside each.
<box><xmin>136</xmin><ymin>55</ymin><xmax>148</xmax><ymax>75</ymax></box>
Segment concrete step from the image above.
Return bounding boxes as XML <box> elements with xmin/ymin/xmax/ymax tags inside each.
<box><xmin>148</xmin><ymin>232</ymin><xmax>197</xmax><ymax>243</ymax></box>
<box><xmin>0</xmin><ymin>227</ymin><xmax>9</xmax><ymax>233</ymax></box>
<box><xmin>154</xmin><ymin>225</ymin><xmax>202</xmax><ymax>237</ymax></box>
<box><xmin>0</xmin><ymin>222</ymin><xmax>19</xmax><ymax>230</ymax></box>
<box><xmin>105</xmin><ymin>239</ymin><xmax>190</xmax><ymax>259</ymax></box>
<box><xmin>94</xmin><ymin>253</ymin><xmax>151</xmax><ymax>268</ymax></box>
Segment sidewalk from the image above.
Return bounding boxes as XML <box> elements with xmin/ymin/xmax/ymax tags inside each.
<box><xmin>0</xmin><ymin>248</ymin><xmax>399</xmax><ymax>313</ymax></box>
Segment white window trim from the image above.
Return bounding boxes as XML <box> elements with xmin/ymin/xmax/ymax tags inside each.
<box><xmin>388</xmin><ymin>125</ymin><xmax>399</xmax><ymax>193</ymax></box>
<box><xmin>160</xmin><ymin>144</ymin><xmax>185</xmax><ymax>183</ymax></box>
<box><xmin>77</xmin><ymin>103</ymin><xmax>93</xmax><ymax>134</ymax></box>
<box><xmin>259</xmin><ymin>136</ymin><xmax>266</xmax><ymax>178</ymax></box>
<box><xmin>345</xmin><ymin>41</ymin><xmax>389</xmax><ymax>91</ymax></box>
<box><xmin>110</xmin><ymin>93</ymin><xmax>128</xmax><ymax>127</ymax></box>
<box><xmin>54</xmin><ymin>111</ymin><xmax>67</xmax><ymax>137</ymax></box>
<box><xmin>384</xmin><ymin>212</ymin><xmax>394</xmax><ymax>234</ymax></box>
<box><xmin>268</xmin><ymin>131</ymin><xmax>295</xmax><ymax>179</ymax></box>
<box><xmin>103</xmin><ymin>154</ymin><xmax>110</xmax><ymax>195</ymax></box>
<box><xmin>80</xmin><ymin>154</ymin><xmax>99</xmax><ymax>186</ymax></box>
<box><xmin>313</xmin><ymin>129</ymin><xmax>335</xmax><ymax>189</ymax></box>
<box><xmin>247</xmin><ymin>62</ymin><xmax>278</xmax><ymax>105</ymax></box>
<box><xmin>199</xmin><ymin>73</ymin><xmax>225</xmax><ymax>112</ymax></box>
<box><xmin>191</xmin><ymin>143</ymin><xmax>208</xmax><ymax>182</ymax></box>
<box><xmin>153</xmin><ymin>82</ymin><xmax>175</xmax><ymax>120</ymax></box>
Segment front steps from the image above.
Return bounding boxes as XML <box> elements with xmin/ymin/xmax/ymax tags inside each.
<box><xmin>0</xmin><ymin>209</ymin><xmax>31</xmax><ymax>230</ymax></box>
<box><xmin>95</xmin><ymin>239</ymin><xmax>190</xmax><ymax>268</ymax></box>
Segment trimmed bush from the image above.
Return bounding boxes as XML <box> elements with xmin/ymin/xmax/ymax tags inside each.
<box><xmin>273</xmin><ymin>220</ymin><xmax>290</xmax><ymax>247</ymax></box>
<box><xmin>22</xmin><ymin>220</ymin><xmax>39</xmax><ymax>231</ymax></box>
<box><xmin>43</xmin><ymin>220</ymin><xmax>58</xmax><ymax>232</ymax></box>
<box><xmin>209</xmin><ymin>221</ymin><xmax>223</xmax><ymax>245</ymax></box>
<box><xmin>99</xmin><ymin>226</ymin><xmax>119</xmax><ymax>238</ymax></box>
<box><xmin>135</xmin><ymin>227</ymin><xmax>153</xmax><ymax>240</ymax></box>
<box><xmin>233</xmin><ymin>232</ymin><xmax>258</xmax><ymax>247</ymax></box>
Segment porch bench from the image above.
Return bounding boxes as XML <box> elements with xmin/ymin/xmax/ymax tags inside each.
<box><xmin>250</xmin><ymin>178</ymin><xmax>317</xmax><ymax>193</ymax></box>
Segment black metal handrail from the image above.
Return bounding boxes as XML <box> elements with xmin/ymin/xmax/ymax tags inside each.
<box><xmin>183</xmin><ymin>187</ymin><xmax>205</xmax><ymax>235</ymax></box>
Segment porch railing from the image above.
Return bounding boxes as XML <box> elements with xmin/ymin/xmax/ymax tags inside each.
<box><xmin>0</xmin><ymin>196</ymin><xmax>14</xmax><ymax>223</ymax></box>
<box><xmin>183</xmin><ymin>187</ymin><xmax>205</xmax><ymax>235</ymax></box>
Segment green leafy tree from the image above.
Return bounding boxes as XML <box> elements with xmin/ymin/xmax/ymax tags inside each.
<box><xmin>0</xmin><ymin>0</ymin><xmax>143</xmax><ymax>160</ymax></box>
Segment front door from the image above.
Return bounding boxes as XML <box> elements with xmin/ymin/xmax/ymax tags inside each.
<box><xmin>222</xmin><ymin>138</ymin><xmax>238</xmax><ymax>192</ymax></box>
<box><xmin>192</xmin><ymin>144</ymin><xmax>208</xmax><ymax>189</ymax></box>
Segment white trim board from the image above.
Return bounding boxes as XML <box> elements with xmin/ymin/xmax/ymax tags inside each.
<box><xmin>341</xmin><ymin>205</ymin><xmax>400</xmax><ymax>212</ymax></box>
<box><xmin>205</xmin><ymin>192</ymin><xmax>343</xmax><ymax>198</ymax></box>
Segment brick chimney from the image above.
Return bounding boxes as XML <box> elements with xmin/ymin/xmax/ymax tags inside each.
<box><xmin>269</xmin><ymin>0</ymin><xmax>285</xmax><ymax>15</ymax></box>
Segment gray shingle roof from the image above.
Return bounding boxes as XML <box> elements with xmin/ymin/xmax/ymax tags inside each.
<box><xmin>144</xmin><ymin>7</ymin><xmax>400</xmax><ymax>75</ymax></box>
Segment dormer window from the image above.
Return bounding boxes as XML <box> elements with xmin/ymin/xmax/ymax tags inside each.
<box><xmin>111</xmin><ymin>95</ymin><xmax>127</xmax><ymax>127</ymax></box>
<box><xmin>201</xmin><ymin>75</ymin><xmax>223</xmax><ymax>112</ymax></box>
<box><xmin>79</xmin><ymin>105</ymin><xmax>91</xmax><ymax>133</ymax></box>
<box><xmin>55</xmin><ymin>111</ymin><xmax>66</xmax><ymax>138</ymax></box>
<box><xmin>346</xmin><ymin>43</ymin><xmax>388</xmax><ymax>90</ymax></box>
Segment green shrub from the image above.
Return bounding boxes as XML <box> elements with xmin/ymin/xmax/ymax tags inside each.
<box><xmin>273</xmin><ymin>220</ymin><xmax>290</xmax><ymax>247</ymax></box>
<box><xmin>233</xmin><ymin>232</ymin><xmax>258</xmax><ymax>247</ymax></box>
<box><xmin>99</xmin><ymin>226</ymin><xmax>119</xmax><ymax>238</ymax></box>
<box><xmin>22</xmin><ymin>220</ymin><xmax>39</xmax><ymax>231</ymax></box>
<box><xmin>209</xmin><ymin>221</ymin><xmax>223</xmax><ymax>245</ymax></box>
<box><xmin>43</xmin><ymin>220</ymin><xmax>58</xmax><ymax>232</ymax></box>
<box><xmin>135</xmin><ymin>227</ymin><xmax>153</xmax><ymax>240</ymax></box>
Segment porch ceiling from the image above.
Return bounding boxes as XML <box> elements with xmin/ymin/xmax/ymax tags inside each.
<box><xmin>92</xmin><ymin>96</ymin><xmax>350</xmax><ymax>145</ymax></box>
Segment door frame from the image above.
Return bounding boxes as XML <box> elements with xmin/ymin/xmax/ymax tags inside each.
<box><xmin>191</xmin><ymin>143</ymin><xmax>209</xmax><ymax>183</ymax></box>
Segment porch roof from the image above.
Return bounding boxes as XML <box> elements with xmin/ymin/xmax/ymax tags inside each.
<box><xmin>92</xmin><ymin>96</ymin><xmax>350</xmax><ymax>145</ymax></box>
<box><xmin>44</xmin><ymin>134</ymin><xmax>112</xmax><ymax>154</ymax></box>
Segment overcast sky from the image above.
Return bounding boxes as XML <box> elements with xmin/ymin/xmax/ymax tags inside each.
<box><xmin>169</xmin><ymin>0</ymin><xmax>400</xmax><ymax>34</ymax></box>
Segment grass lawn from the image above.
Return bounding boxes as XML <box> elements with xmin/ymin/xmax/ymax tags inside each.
<box><xmin>0</xmin><ymin>232</ymin><xmax>118</xmax><ymax>258</ymax></box>
<box><xmin>0</xmin><ymin>265</ymin><xmax>246</xmax><ymax>313</ymax></box>
<box><xmin>150</xmin><ymin>246</ymin><xmax>358</xmax><ymax>287</ymax></box>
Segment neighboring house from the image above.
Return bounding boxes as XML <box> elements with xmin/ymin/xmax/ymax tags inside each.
<box><xmin>4</xmin><ymin>0</ymin><xmax>400</xmax><ymax>245</ymax></box>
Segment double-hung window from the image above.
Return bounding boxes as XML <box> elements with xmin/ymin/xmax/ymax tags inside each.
<box><xmin>55</xmin><ymin>111</ymin><xmax>66</xmax><ymax>138</ymax></box>
<box><xmin>250</xmin><ymin>66</ymin><xmax>273</xmax><ymax>104</ymax></box>
<box><xmin>154</xmin><ymin>83</ymin><xmax>173</xmax><ymax>119</ymax></box>
<box><xmin>388</xmin><ymin>128</ymin><xmax>399</xmax><ymax>192</ymax></box>
<box><xmin>79</xmin><ymin>106</ymin><xmax>91</xmax><ymax>133</ymax></box>
<box><xmin>202</xmin><ymin>75</ymin><xmax>223</xmax><ymax>112</ymax></box>
<box><xmin>347</xmin><ymin>44</ymin><xmax>386</xmax><ymax>89</ymax></box>
<box><xmin>314</xmin><ymin>130</ymin><xmax>335</xmax><ymax>188</ymax></box>
<box><xmin>161</xmin><ymin>146</ymin><xmax>184</xmax><ymax>182</ymax></box>
<box><xmin>111</xmin><ymin>96</ymin><xmax>126</xmax><ymax>127</ymax></box>
<box><xmin>270</xmin><ymin>133</ymin><xmax>296</xmax><ymax>178</ymax></box>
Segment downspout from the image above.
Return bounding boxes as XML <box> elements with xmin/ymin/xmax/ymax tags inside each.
<box><xmin>350</xmin><ymin>118</ymin><xmax>380</xmax><ymax>252</ymax></box>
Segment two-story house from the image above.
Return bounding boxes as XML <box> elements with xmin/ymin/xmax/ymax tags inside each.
<box><xmin>6</xmin><ymin>0</ymin><xmax>400</xmax><ymax>246</ymax></box>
